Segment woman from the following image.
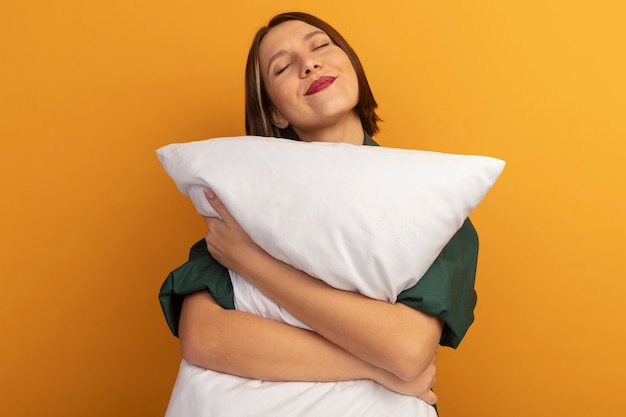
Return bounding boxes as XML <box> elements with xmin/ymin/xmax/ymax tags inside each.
<box><xmin>160</xmin><ymin>12</ymin><xmax>478</xmax><ymax>416</ymax></box>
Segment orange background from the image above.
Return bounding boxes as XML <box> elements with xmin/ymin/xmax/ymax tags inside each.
<box><xmin>1</xmin><ymin>1</ymin><xmax>625</xmax><ymax>416</ymax></box>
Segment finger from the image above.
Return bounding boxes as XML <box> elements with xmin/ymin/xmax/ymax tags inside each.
<box><xmin>429</xmin><ymin>391</ymin><xmax>438</xmax><ymax>405</ymax></box>
<box><xmin>203</xmin><ymin>188</ymin><xmax>236</xmax><ymax>225</ymax></box>
<box><xmin>202</xmin><ymin>215</ymin><xmax>225</xmax><ymax>229</ymax></box>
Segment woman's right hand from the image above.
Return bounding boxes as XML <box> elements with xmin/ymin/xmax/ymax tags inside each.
<box><xmin>201</xmin><ymin>189</ymin><xmax>443</xmax><ymax>384</ymax></box>
<box><xmin>202</xmin><ymin>188</ymin><xmax>264</xmax><ymax>273</ymax></box>
<box><xmin>371</xmin><ymin>353</ymin><xmax>438</xmax><ymax>405</ymax></box>
<box><xmin>181</xmin><ymin>289</ymin><xmax>440</xmax><ymax>404</ymax></box>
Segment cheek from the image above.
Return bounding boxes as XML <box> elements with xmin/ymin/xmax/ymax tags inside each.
<box><xmin>272</xmin><ymin>79</ymin><xmax>299</xmax><ymax>109</ymax></box>
<box><xmin>335</xmin><ymin>56</ymin><xmax>359</xmax><ymax>90</ymax></box>
<box><xmin>264</xmin><ymin>81</ymin><xmax>284</xmax><ymax>107</ymax></box>
<box><xmin>342</xmin><ymin>64</ymin><xmax>359</xmax><ymax>99</ymax></box>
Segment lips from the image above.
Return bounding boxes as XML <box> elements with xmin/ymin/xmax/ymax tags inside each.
<box><xmin>305</xmin><ymin>76</ymin><xmax>336</xmax><ymax>95</ymax></box>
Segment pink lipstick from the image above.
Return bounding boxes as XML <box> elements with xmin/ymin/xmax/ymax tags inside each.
<box><xmin>305</xmin><ymin>76</ymin><xmax>336</xmax><ymax>95</ymax></box>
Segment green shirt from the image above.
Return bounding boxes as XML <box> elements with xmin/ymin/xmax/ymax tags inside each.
<box><xmin>159</xmin><ymin>134</ymin><xmax>479</xmax><ymax>348</ymax></box>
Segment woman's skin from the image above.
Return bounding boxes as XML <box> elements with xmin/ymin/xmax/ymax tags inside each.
<box><xmin>178</xmin><ymin>19</ymin><xmax>443</xmax><ymax>405</ymax></box>
<box><xmin>261</xmin><ymin>20</ymin><xmax>362</xmax><ymax>145</ymax></box>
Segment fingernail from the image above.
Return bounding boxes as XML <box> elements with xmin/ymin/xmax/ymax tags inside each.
<box><xmin>204</xmin><ymin>188</ymin><xmax>216</xmax><ymax>199</ymax></box>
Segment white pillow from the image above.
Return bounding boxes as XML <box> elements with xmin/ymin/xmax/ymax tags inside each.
<box><xmin>156</xmin><ymin>136</ymin><xmax>504</xmax><ymax>302</ymax></box>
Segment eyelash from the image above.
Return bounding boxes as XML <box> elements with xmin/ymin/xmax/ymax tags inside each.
<box><xmin>274</xmin><ymin>42</ymin><xmax>331</xmax><ymax>75</ymax></box>
<box><xmin>275</xmin><ymin>65</ymin><xmax>290</xmax><ymax>75</ymax></box>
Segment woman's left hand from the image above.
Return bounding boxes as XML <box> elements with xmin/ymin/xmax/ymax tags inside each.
<box><xmin>202</xmin><ymin>192</ymin><xmax>442</xmax><ymax>384</ymax></box>
<box><xmin>202</xmin><ymin>188</ymin><xmax>262</xmax><ymax>272</ymax></box>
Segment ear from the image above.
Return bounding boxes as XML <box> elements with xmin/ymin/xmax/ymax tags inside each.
<box><xmin>270</xmin><ymin>106</ymin><xmax>290</xmax><ymax>129</ymax></box>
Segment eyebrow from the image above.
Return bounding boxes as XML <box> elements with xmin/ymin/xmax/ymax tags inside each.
<box><xmin>266</xmin><ymin>30</ymin><xmax>327</xmax><ymax>76</ymax></box>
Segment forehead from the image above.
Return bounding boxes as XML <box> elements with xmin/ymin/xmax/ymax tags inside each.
<box><xmin>259</xmin><ymin>20</ymin><xmax>327</xmax><ymax>63</ymax></box>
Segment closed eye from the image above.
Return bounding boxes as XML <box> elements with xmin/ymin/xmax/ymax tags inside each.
<box><xmin>313</xmin><ymin>43</ymin><xmax>330</xmax><ymax>51</ymax></box>
<box><xmin>275</xmin><ymin>63</ymin><xmax>291</xmax><ymax>75</ymax></box>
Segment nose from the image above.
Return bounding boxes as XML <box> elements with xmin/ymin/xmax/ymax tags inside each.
<box><xmin>301</xmin><ymin>59</ymin><xmax>322</xmax><ymax>77</ymax></box>
<box><xmin>305</xmin><ymin>64</ymin><xmax>320</xmax><ymax>74</ymax></box>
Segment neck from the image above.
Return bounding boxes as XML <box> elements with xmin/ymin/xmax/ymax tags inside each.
<box><xmin>294</xmin><ymin>111</ymin><xmax>364</xmax><ymax>145</ymax></box>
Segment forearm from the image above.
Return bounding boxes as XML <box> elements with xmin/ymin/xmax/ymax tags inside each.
<box><xmin>179</xmin><ymin>290</ymin><xmax>380</xmax><ymax>382</ymax></box>
<box><xmin>236</xmin><ymin>247</ymin><xmax>443</xmax><ymax>381</ymax></box>
<box><xmin>200</xmin><ymin>189</ymin><xmax>442</xmax><ymax>382</ymax></box>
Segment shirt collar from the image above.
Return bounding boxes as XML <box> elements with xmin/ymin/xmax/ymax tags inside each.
<box><xmin>363</xmin><ymin>131</ymin><xmax>379</xmax><ymax>147</ymax></box>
